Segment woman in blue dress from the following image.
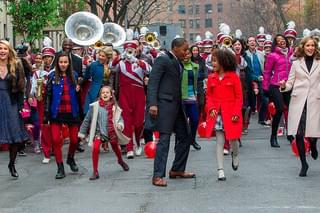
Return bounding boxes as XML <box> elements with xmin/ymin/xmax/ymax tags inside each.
<box><xmin>83</xmin><ymin>46</ymin><xmax>114</xmax><ymax>114</ymax></box>
<box><xmin>0</xmin><ymin>40</ymin><xmax>29</xmax><ymax>178</ymax></box>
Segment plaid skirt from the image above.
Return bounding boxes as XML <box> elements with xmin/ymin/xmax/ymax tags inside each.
<box><xmin>215</xmin><ymin>114</ymin><xmax>224</xmax><ymax>131</ymax></box>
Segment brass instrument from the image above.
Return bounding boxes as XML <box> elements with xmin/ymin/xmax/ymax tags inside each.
<box><xmin>222</xmin><ymin>37</ymin><xmax>232</xmax><ymax>48</ymax></box>
<box><xmin>152</xmin><ymin>39</ymin><xmax>161</xmax><ymax>50</ymax></box>
<box><xmin>65</xmin><ymin>12</ymin><xmax>104</xmax><ymax>46</ymax></box>
<box><xmin>145</xmin><ymin>32</ymin><xmax>156</xmax><ymax>44</ymax></box>
<box><xmin>36</xmin><ymin>78</ymin><xmax>44</xmax><ymax>101</ymax></box>
<box><xmin>101</xmin><ymin>23</ymin><xmax>126</xmax><ymax>47</ymax></box>
<box><xmin>125</xmin><ymin>48</ymin><xmax>136</xmax><ymax>58</ymax></box>
<box><xmin>93</xmin><ymin>40</ymin><xmax>104</xmax><ymax>49</ymax></box>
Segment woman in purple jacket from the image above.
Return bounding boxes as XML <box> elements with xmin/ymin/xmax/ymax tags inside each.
<box><xmin>262</xmin><ymin>34</ymin><xmax>294</xmax><ymax>148</ymax></box>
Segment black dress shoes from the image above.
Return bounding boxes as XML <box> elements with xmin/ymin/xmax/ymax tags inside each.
<box><xmin>299</xmin><ymin>163</ymin><xmax>309</xmax><ymax>177</ymax></box>
<box><xmin>191</xmin><ymin>141</ymin><xmax>201</xmax><ymax>150</ymax></box>
<box><xmin>55</xmin><ymin>163</ymin><xmax>66</xmax><ymax>179</ymax></box>
<box><xmin>270</xmin><ymin>136</ymin><xmax>280</xmax><ymax>148</ymax></box>
<box><xmin>8</xmin><ymin>164</ymin><xmax>19</xmax><ymax>178</ymax></box>
<box><xmin>67</xmin><ymin>156</ymin><xmax>79</xmax><ymax>172</ymax></box>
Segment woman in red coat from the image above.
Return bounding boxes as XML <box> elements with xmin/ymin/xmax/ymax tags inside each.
<box><xmin>205</xmin><ymin>49</ymin><xmax>243</xmax><ymax>181</ymax></box>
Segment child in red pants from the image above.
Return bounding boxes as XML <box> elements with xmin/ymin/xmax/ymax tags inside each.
<box><xmin>78</xmin><ymin>86</ymin><xmax>130</xmax><ymax>180</ymax></box>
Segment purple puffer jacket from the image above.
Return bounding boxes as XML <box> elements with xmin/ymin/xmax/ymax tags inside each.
<box><xmin>262</xmin><ymin>47</ymin><xmax>294</xmax><ymax>91</ymax></box>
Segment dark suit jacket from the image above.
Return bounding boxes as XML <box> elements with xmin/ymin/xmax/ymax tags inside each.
<box><xmin>146</xmin><ymin>51</ymin><xmax>188</xmax><ymax>134</ymax></box>
<box><xmin>52</xmin><ymin>51</ymin><xmax>83</xmax><ymax>77</ymax></box>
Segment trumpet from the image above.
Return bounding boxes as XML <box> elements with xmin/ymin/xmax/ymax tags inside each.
<box><xmin>36</xmin><ymin>78</ymin><xmax>44</xmax><ymax>101</ymax></box>
<box><xmin>93</xmin><ymin>40</ymin><xmax>104</xmax><ymax>49</ymax></box>
<box><xmin>125</xmin><ymin>47</ymin><xmax>136</xmax><ymax>58</ymax></box>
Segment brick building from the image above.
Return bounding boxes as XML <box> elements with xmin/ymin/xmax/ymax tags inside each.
<box><xmin>151</xmin><ymin>0</ymin><xmax>242</xmax><ymax>43</ymax></box>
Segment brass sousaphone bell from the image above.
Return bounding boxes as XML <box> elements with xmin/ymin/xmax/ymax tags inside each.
<box><xmin>65</xmin><ymin>11</ymin><xmax>104</xmax><ymax>46</ymax></box>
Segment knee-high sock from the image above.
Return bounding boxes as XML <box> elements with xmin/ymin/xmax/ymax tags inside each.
<box><xmin>110</xmin><ymin>140</ymin><xmax>124</xmax><ymax>164</ymax></box>
<box><xmin>216</xmin><ymin>131</ymin><xmax>225</xmax><ymax>170</ymax></box>
<box><xmin>92</xmin><ymin>139</ymin><xmax>101</xmax><ymax>173</ymax></box>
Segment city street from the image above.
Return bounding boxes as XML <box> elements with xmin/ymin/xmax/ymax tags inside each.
<box><xmin>0</xmin><ymin>116</ymin><xmax>320</xmax><ymax>213</ymax></box>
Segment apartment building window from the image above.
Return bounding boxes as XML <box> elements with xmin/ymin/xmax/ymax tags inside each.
<box><xmin>205</xmin><ymin>18</ymin><xmax>212</xmax><ymax>28</ymax></box>
<box><xmin>205</xmin><ymin>4</ymin><xmax>212</xmax><ymax>13</ymax></box>
<box><xmin>217</xmin><ymin>3</ymin><xmax>223</xmax><ymax>13</ymax></box>
<box><xmin>195</xmin><ymin>19</ymin><xmax>200</xmax><ymax>29</ymax></box>
<box><xmin>178</xmin><ymin>5</ymin><xmax>186</xmax><ymax>14</ymax></box>
<box><xmin>179</xmin><ymin>19</ymin><xmax>186</xmax><ymax>28</ymax></box>
<box><xmin>195</xmin><ymin>5</ymin><xmax>200</xmax><ymax>14</ymax></box>
<box><xmin>189</xmin><ymin>19</ymin><xmax>194</xmax><ymax>29</ymax></box>
<box><xmin>188</xmin><ymin>4</ymin><xmax>193</xmax><ymax>15</ymax></box>
<box><xmin>189</xmin><ymin>33</ymin><xmax>195</xmax><ymax>43</ymax></box>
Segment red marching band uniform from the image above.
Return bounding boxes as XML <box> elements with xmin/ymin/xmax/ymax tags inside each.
<box><xmin>110</xmin><ymin>40</ymin><xmax>151</xmax><ymax>157</ymax></box>
<box><xmin>31</xmin><ymin>47</ymin><xmax>56</xmax><ymax>162</ymax></box>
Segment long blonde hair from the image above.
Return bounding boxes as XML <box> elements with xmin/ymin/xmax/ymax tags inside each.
<box><xmin>0</xmin><ymin>40</ymin><xmax>18</xmax><ymax>76</ymax></box>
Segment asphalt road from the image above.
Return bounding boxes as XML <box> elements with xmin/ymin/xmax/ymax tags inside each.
<box><xmin>0</xmin><ymin>116</ymin><xmax>319</xmax><ymax>213</ymax></box>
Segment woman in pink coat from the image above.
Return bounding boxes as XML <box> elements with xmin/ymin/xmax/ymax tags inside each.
<box><xmin>205</xmin><ymin>49</ymin><xmax>243</xmax><ymax>181</ymax></box>
<box><xmin>262</xmin><ymin>34</ymin><xmax>294</xmax><ymax>147</ymax></box>
<box><xmin>280</xmin><ymin>36</ymin><xmax>320</xmax><ymax>177</ymax></box>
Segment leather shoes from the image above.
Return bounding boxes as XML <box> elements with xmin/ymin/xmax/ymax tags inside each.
<box><xmin>270</xmin><ymin>136</ymin><xmax>280</xmax><ymax>148</ymax></box>
<box><xmin>152</xmin><ymin>177</ymin><xmax>167</xmax><ymax>187</ymax></box>
<box><xmin>169</xmin><ymin>171</ymin><xmax>196</xmax><ymax>179</ymax></box>
<box><xmin>119</xmin><ymin>161</ymin><xmax>129</xmax><ymax>171</ymax></box>
<box><xmin>89</xmin><ymin>172</ymin><xmax>100</xmax><ymax>180</ymax></box>
<box><xmin>8</xmin><ymin>164</ymin><xmax>19</xmax><ymax>178</ymax></box>
<box><xmin>191</xmin><ymin>141</ymin><xmax>201</xmax><ymax>150</ymax></box>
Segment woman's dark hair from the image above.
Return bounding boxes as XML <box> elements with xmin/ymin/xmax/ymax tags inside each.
<box><xmin>54</xmin><ymin>52</ymin><xmax>76</xmax><ymax>85</ymax></box>
<box><xmin>232</xmin><ymin>38</ymin><xmax>246</xmax><ymax>55</ymax></box>
<box><xmin>211</xmin><ymin>49</ymin><xmax>237</xmax><ymax>72</ymax></box>
<box><xmin>190</xmin><ymin>45</ymin><xmax>200</xmax><ymax>61</ymax></box>
<box><xmin>271</xmin><ymin>34</ymin><xmax>289</xmax><ymax>52</ymax></box>
<box><xmin>113</xmin><ymin>49</ymin><xmax>120</xmax><ymax>56</ymax></box>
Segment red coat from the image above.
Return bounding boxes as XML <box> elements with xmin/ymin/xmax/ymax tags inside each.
<box><xmin>205</xmin><ymin>71</ymin><xmax>243</xmax><ymax>140</ymax></box>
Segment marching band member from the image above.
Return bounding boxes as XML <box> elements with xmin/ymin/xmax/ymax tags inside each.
<box><xmin>284</xmin><ymin>21</ymin><xmax>297</xmax><ymax>48</ymax></box>
<box><xmin>30</xmin><ymin>47</ymin><xmax>56</xmax><ymax>163</ymax></box>
<box><xmin>110</xmin><ymin>39</ymin><xmax>151</xmax><ymax>159</ymax></box>
<box><xmin>44</xmin><ymin>52</ymin><xmax>81</xmax><ymax>179</ymax></box>
<box><xmin>256</xmin><ymin>27</ymin><xmax>266</xmax><ymax>51</ymax></box>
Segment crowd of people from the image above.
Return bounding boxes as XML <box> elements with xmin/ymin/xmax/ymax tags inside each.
<box><xmin>0</xmin><ymin>21</ymin><xmax>319</xmax><ymax>187</ymax></box>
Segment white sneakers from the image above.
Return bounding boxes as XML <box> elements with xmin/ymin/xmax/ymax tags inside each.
<box><xmin>126</xmin><ymin>151</ymin><xmax>134</xmax><ymax>159</ymax></box>
<box><xmin>42</xmin><ymin>157</ymin><xmax>50</xmax><ymax>164</ymax></box>
<box><xmin>126</xmin><ymin>146</ymin><xmax>143</xmax><ymax>159</ymax></box>
<box><xmin>218</xmin><ymin>169</ymin><xmax>226</xmax><ymax>181</ymax></box>
<box><xmin>134</xmin><ymin>146</ymin><xmax>143</xmax><ymax>156</ymax></box>
<box><xmin>223</xmin><ymin>149</ymin><xmax>229</xmax><ymax>155</ymax></box>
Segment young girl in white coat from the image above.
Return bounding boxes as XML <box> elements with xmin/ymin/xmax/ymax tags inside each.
<box><xmin>78</xmin><ymin>86</ymin><xmax>130</xmax><ymax>180</ymax></box>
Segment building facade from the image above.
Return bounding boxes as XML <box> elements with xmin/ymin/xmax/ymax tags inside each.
<box><xmin>0</xmin><ymin>1</ymin><xmax>14</xmax><ymax>46</ymax></box>
<box><xmin>151</xmin><ymin>0</ymin><xmax>242</xmax><ymax>44</ymax></box>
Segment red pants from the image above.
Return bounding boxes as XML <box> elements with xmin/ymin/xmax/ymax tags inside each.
<box><xmin>51</xmin><ymin>123</ymin><xmax>79</xmax><ymax>163</ymax></box>
<box><xmin>119</xmin><ymin>84</ymin><xmax>145</xmax><ymax>152</ymax></box>
<box><xmin>92</xmin><ymin>138</ymin><xmax>123</xmax><ymax>173</ymax></box>
<box><xmin>37</xmin><ymin>101</ymin><xmax>53</xmax><ymax>158</ymax></box>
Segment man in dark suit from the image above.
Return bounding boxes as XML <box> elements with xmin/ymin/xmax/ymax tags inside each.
<box><xmin>146</xmin><ymin>38</ymin><xmax>196</xmax><ymax>187</ymax></box>
<box><xmin>52</xmin><ymin>38</ymin><xmax>83</xmax><ymax>78</ymax></box>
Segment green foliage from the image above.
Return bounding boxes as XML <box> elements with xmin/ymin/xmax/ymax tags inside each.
<box><xmin>7</xmin><ymin>0</ymin><xmax>60</xmax><ymax>43</ymax></box>
<box><xmin>58</xmin><ymin>0</ymin><xmax>87</xmax><ymax>23</ymax></box>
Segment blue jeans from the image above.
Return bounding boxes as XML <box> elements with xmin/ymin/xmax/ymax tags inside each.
<box><xmin>183</xmin><ymin>101</ymin><xmax>199</xmax><ymax>143</ymax></box>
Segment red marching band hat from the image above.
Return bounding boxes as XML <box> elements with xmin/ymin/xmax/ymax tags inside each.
<box><xmin>263</xmin><ymin>34</ymin><xmax>273</xmax><ymax>47</ymax></box>
<box><xmin>41</xmin><ymin>47</ymin><xmax>56</xmax><ymax>57</ymax></box>
<box><xmin>256</xmin><ymin>27</ymin><xmax>266</xmax><ymax>42</ymax></box>
<box><xmin>284</xmin><ymin>21</ymin><xmax>297</xmax><ymax>39</ymax></box>
<box><xmin>216</xmin><ymin>32</ymin><xmax>224</xmax><ymax>44</ymax></box>
<box><xmin>123</xmin><ymin>40</ymin><xmax>139</xmax><ymax>50</ymax></box>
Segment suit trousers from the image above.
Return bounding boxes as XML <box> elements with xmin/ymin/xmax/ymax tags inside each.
<box><xmin>153</xmin><ymin>113</ymin><xmax>192</xmax><ymax>178</ymax></box>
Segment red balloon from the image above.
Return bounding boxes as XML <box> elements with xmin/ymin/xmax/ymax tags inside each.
<box><xmin>291</xmin><ymin>138</ymin><xmax>310</xmax><ymax>157</ymax></box>
<box><xmin>144</xmin><ymin>141</ymin><xmax>157</xmax><ymax>158</ymax></box>
<box><xmin>198</xmin><ymin>122</ymin><xmax>206</xmax><ymax>138</ymax></box>
<box><xmin>153</xmin><ymin>131</ymin><xmax>160</xmax><ymax>140</ymax></box>
<box><xmin>268</xmin><ymin>102</ymin><xmax>276</xmax><ymax>116</ymax></box>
